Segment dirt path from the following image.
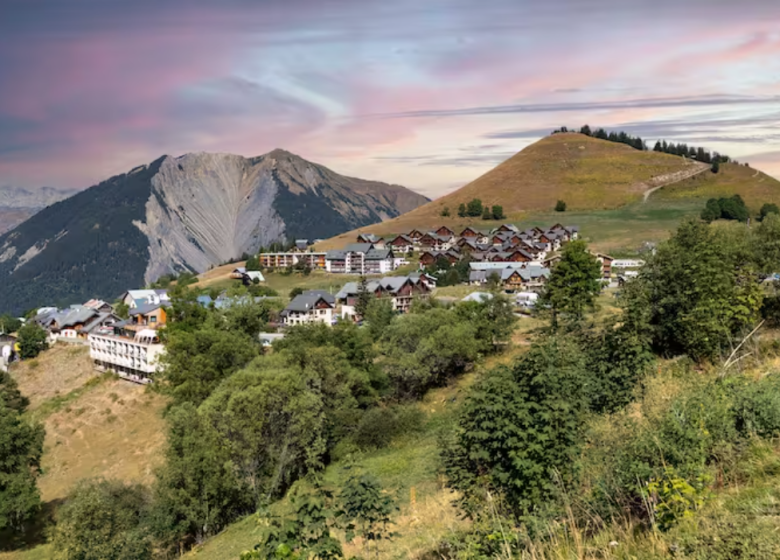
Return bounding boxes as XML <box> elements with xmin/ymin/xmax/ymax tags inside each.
<box><xmin>642</xmin><ymin>162</ymin><xmax>710</xmax><ymax>203</ymax></box>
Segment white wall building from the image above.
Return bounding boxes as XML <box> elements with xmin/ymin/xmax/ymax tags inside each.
<box><xmin>88</xmin><ymin>331</ymin><xmax>164</xmax><ymax>384</ymax></box>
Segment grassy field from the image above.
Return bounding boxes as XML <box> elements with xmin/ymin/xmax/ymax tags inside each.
<box><xmin>0</xmin><ymin>345</ymin><xmax>168</xmax><ymax>560</ymax></box>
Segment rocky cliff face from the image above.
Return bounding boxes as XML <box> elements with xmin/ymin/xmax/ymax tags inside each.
<box><xmin>0</xmin><ymin>186</ymin><xmax>73</xmax><ymax>234</ymax></box>
<box><xmin>0</xmin><ymin>150</ymin><xmax>428</xmax><ymax>314</ymax></box>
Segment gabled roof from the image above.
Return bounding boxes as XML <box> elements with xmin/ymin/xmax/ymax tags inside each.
<box><xmin>82</xmin><ymin>312</ymin><xmax>121</xmax><ymax>334</ymax></box>
<box><xmin>283</xmin><ymin>291</ymin><xmax>335</xmax><ymax>314</ymax></box>
<box><xmin>129</xmin><ymin>303</ymin><xmax>164</xmax><ymax>316</ymax></box>
<box><xmin>244</xmin><ymin>271</ymin><xmax>265</xmax><ymax>282</ymax></box>
<box><xmin>83</xmin><ymin>299</ymin><xmax>111</xmax><ymax>310</ymax></box>
<box><xmin>365</xmin><ymin>249</ymin><xmax>393</xmax><ymax>260</ymax></box>
<box><xmin>357</xmin><ymin>233</ymin><xmax>381</xmax><ymax>243</ymax></box>
<box><xmin>344</xmin><ymin>243</ymin><xmax>375</xmax><ymax>253</ymax></box>
<box><xmin>233</xmin><ymin>267</ymin><xmax>247</xmax><ymax>274</ymax></box>
<box><xmin>389</xmin><ymin>234</ymin><xmax>413</xmax><ymax>244</ymax></box>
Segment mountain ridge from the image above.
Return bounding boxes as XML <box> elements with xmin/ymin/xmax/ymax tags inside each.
<box><xmin>0</xmin><ymin>150</ymin><xmax>427</xmax><ymax>314</ymax></box>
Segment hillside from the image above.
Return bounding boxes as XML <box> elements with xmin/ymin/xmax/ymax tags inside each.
<box><xmin>0</xmin><ymin>186</ymin><xmax>73</xmax><ymax>234</ymax></box>
<box><xmin>317</xmin><ymin>133</ymin><xmax>780</xmax><ymax>250</ymax></box>
<box><xmin>0</xmin><ymin>151</ymin><xmax>427</xmax><ymax>315</ymax></box>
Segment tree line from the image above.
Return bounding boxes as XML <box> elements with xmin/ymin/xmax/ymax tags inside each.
<box><xmin>552</xmin><ymin>124</ymin><xmax>735</xmax><ymax>165</ymax></box>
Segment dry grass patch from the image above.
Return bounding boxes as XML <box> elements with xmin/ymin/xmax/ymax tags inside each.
<box><xmin>37</xmin><ymin>379</ymin><xmax>167</xmax><ymax>502</ymax></box>
<box><xmin>10</xmin><ymin>344</ymin><xmax>95</xmax><ymax>410</ymax></box>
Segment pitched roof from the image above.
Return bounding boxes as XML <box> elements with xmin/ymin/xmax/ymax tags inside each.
<box><xmin>129</xmin><ymin>303</ymin><xmax>164</xmax><ymax>316</ymax></box>
<box><xmin>283</xmin><ymin>291</ymin><xmax>335</xmax><ymax>314</ymax></box>
<box><xmin>343</xmin><ymin>243</ymin><xmax>374</xmax><ymax>253</ymax></box>
<box><xmin>365</xmin><ymin>249</ymin><xmax>393</xmax><ymax>260</ymax></box>
<box><xmin>244</xmin><ymin>271</ymin><xmax>265</xmax><ymax>282</ymax></box>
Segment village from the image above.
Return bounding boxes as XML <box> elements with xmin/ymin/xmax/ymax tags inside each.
<box><xmin>1</xmin><ymin>223</ymin><xmax>635</xmax><ymax>386</ymax></box>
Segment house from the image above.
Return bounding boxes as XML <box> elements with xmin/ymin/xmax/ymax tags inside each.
<box><xmin>293</xmin><ymin>239</ymin><xmax>310</xmax><ymax>252</ymax></box>
<box><xmin>231</xmin><ymin>268</ymin><xmax>266</xmax><ymax>285</ymax></box>
<box><xmin>594</xmin><ymin>253</ymin><xmax>614</xmax><ymax>279</ymax></box>
<box><xmin>120</xmin><ymin>289</ymin><xmax>170</xmax><ymax>309</ymax></box>
<box><xmin>83</xmin><ymin>299</ymin><xmax>113</xmax><ymax>313</ymax></box>
<box><xmin>469</xmin><ymin>264</ymin><xmax>550</xmax><ymax>290</ymax></box>
<box><xmin>493</xmin><ymin>224</ymin><xmax>520</xmax><ymax>234</ymax></box>
<box><xmin>407</xmin><ymin>229</ymin><xmax>425</xmax><ymax>242</ymax></box>
<box><xmin>357</xmin><ymin>233</ymin><xmax>385</xmax><ymax>248</ymax></box>
<box><xmin>419</xmin><ymin>249</ymin><xmax>460</xmax><ymax>268</ymax></box>
<box><xmin>280</xmin><ymin>291</ymin><xmax>335</xmax><ymax>326</ymax></box>
<box><xmin>33</xmin><ymin>306</ymin><xmax>108</xmax><ymax>339</ymax></box>
<box><xmin>388</xmin><ymin>235</ymin><xmax>414</xmax><ymax>254</ymax></box>
<box><xmin>434</xmin><ymin>225</ymin><xmax>456</xmax><ymax>237</ymax></box>
<box><xmin>336</xmin><ymin>275</ymin><xmax>431</xmax><ymax>318</ymax></box>
<box><xmin>457</xmin><ymin>237</ymin><xmax>479</xmax><ymax>251</ymax></box>
<box><xmin>419</xmin><ymin>233</ymin><xmax>453</xmax><ymax>251</ymax></box>
<box><xmin>459</xmin><ymin>226</ymin><xmax>488</xmax><ymax>239</ymax></box>
<box><xmin>128</xmin><ymin>304</ymin><xmax>167</xmax><ymax>331</ymax></box>
<box><xmin>563</xmin><ymin>225</ymin><xmax>580</xmax><ymax>241</ymax></box>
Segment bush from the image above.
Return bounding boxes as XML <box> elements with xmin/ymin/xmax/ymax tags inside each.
<box><xmin>352</xmin><ymin>405</ymin><xmax>425</xmax><ymax>450</ymax></box>
<box><xmin>555</xmin><ymin>200</ymin><xmax>567</xmax><ymax>212</ymax></box>
<box><xmin>289</xmin><ymin>286</ymin><xmax>304</xmax><ymax>299</ymax></box>
<box><xmin>17</xmin><ymin>323</ymin><xmax>48</xmax><ymax>359</ymax></box>
<box><xmin>759</xmin><ymin>202</ymin><xmax>780</xmax><ymax>221</ymax></box>
<box><xmin>732</xmin><ymin>375</ymin><xmax>780</xmax><ymax>438</ymax></box>
<box><xmin>440</xmin><ymin>207</ymin><xmax>451</xmax><ymax>217</ymax></box>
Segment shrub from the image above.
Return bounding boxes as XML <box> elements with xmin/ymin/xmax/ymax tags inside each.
<box><xmin>674</xmin><ymin>514</ymin><xmax>780</xmax><ymax>559</ymax></box>
<box><xmin>732</xmin><ymin>375</ymin><xmax>780</xmax><ymax>438</ymax></box>
<box><xmin>440</xmin><ymin>207</ymin><xmax>451</xmax><ymax>217</ymax></box>
<box><xmin>555</xmin><ymin>200</ymin><xmax>566</xmax><ymax>212</ymax></box>
<box><xmin>353</xmin><ymin>408</ymin><xmax>398</xmax><ymax>450</ymax></box>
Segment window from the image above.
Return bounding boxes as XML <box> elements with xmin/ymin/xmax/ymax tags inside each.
<box><xmin>149</xmin><ymin>316</ymin><xmax>157</xmax><ymax>323</ymax></box>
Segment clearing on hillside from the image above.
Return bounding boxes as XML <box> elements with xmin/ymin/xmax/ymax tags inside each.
<box><xmin>9</xmin><ymin>346</ymin><xmax>168</xmax><ymax>503</ymax></box>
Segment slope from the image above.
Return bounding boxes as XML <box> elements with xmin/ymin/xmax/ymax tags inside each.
<box><xmin>317</xmin><ymin>134</ymin><xmax>780</xmax><ymax>251</ymax></box>
<box><xmin>0</xmin><ymin>151</ymin><xmax>427</xmax><ymax>315</ymax></box>
<box><xmin>0</xmin><ymin>186</ymin><xmax>74</xmax><ymax>234</ymax></box>
<box><xmin>316</xmin><ymin>133</ymin><xmax>702</xmax><ymax>248</ymax></box>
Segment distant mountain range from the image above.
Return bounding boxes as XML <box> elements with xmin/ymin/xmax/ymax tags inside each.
<box><xmin>0</xmin><ymin>186</ymin><xmax>73</xmax><ymax>234</ymax></box>
<box><xmin>0</xmin><ymin>150</ymin><xmax>428</xmax><ymax>314</ymax></box>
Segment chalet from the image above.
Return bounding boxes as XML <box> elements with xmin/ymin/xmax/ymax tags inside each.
<box><xmin>434</xmin><ymin>225</ymin><xmax>456</xmax><ymax>237</ymax></box>
<box><xmin>504</xmin><ymin>249</ymin><xmax>534</xmax><ymax>263</ymax></box>
<box><xmin>293</xmin><ymin>239</ymin><xmax>310</xmax><ymax>252</ymax></box>
<box><xmin>420</xmin><ymin>249</ymin><xmax>460</xmax><ymax>268</ymax></box>
<box><xmin>120</xmin><ymin>289</ymin><xmax>170</xmax><ymax>309</ymax></box>
<box><xmin>419</xmin><ymin>233</ymin><xmax>453</xmax><ymax>251</ymax></box>
<box><xmin>280</xmin><ymin>291</ymin><xmax>335</xmax><ymax>326</ymax></box>
<box><xmin>388</xmin><ymin>235</ymin><xmax>414</xmax><ymax>254</ymax></box>
<box><xmin>357</xmin><ymin>233</ymin><xmax>386</xmax><ymax>248</ymax></box>
<box><xmin>408</xmin><ymin>229</ymin><xmax>425</xmax><ymax>242</ymax></box>
<box><xmin>128</xmin><ymin>303</ymin><xmax>167</xmax><ymax>331</ymax></box>
<box><xmin>563</xmin><ymin>225</ymin><xmax>580</xmax><ymax>241</ymax></box>
<box><xmin>83</xmin><ymin>299</ymin><xmax>113</xmax><ymax>313</ymax></box>
<box><xmin>468</xmin><ymin>263</ymin><xmax>550</xmax><ymax>290</ymax></box>
<box><xmin>336</xmin><ymin>275</ymin><xmax>431</xmax><ymax>318</ymax></box>
<box><xmin>457</xmin><ymin>237</ymin><xmax>479</xmax><ymax>251</ymax></box>
<box><xmin>459</xmin><ymin>226</ymin><xmax>482</xmax><ymax>238</ymax></box>
<box><xmin>493</xmin><ymin>224</ymin><xmax>519</xmax><ymax>234</ymax></box>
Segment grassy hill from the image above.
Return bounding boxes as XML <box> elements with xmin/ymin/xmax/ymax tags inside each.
<box><xmin>316</xmin><ymin>134</ymin><xmax>780</xmax><ymax>252</ymax></box>
<box><xmin>0</xmin><ymin>345</ymin><xmax>168</xmax><ymax>560</ymax></box>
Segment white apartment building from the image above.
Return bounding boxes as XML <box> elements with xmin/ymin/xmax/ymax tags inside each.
<box><xmin>88</xmin><ymin>330</ymin><xmax>164</xmax><ymax>384</ymax></box>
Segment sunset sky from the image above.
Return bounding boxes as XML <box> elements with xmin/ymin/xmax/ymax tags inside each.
<box><xmin>1</xmin><ymin>0</ymin><xmax>779</xmax><ymax>198</ymax></box>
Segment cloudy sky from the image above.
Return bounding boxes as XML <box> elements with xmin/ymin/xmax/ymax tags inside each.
<box><xmin>1</xmin><ymin>0</ymin><xmax>779</xmax><ymax>198</ymax></box>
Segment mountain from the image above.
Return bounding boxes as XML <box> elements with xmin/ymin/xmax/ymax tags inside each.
<box><xmin>0</xmin><ymin>150</ymin><xmax>428</xmax><ymax>314</ymax></box>
<box><xmin>317</xmin><ymin>133</ymin><xmax>780</xmax><ymax>249</ymax></box>
<box><xmin>0</xmin><ymin>186</ymin><xmax>73</xmax><ymax>234</ymax></box>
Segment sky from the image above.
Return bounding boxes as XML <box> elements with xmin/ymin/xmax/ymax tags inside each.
<box><xmin>1</xmin><ymin>0</ymin><xmax>780</xmax><ymax>199</ymax></box>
